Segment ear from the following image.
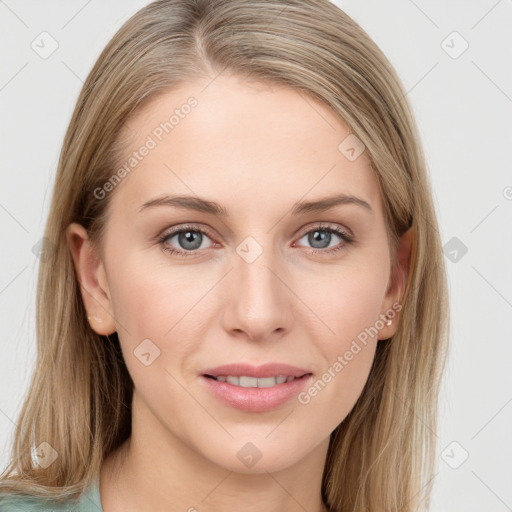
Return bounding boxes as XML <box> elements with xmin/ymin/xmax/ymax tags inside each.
<box><xmin>377</xmin><ymin>225</ymin><xmax>413</xmax><ymax>340</ymax></box>
<box><xmin>66</xmin><ymin>222</ymin><xmax>117</xmax><ymax>336</ymax></box>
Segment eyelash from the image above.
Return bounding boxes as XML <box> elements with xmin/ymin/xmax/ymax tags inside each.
<box><xmin>157</xmin><ymin>223</ymin><xmax>354</xmax><ymax>258</ymax></box>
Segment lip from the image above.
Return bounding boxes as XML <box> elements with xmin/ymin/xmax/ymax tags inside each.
<box><xmin>200</xmin><ymin>374</ymin><xmax>313</xmax><ymax>412</ymax></box>
<box><xmin>199</xmin><ymin>363</ymin><xmax>313</xmax><ymax>412</ymax></box>
<box><xmin>201</xmin><ymin>363</ymin><xmax>312</xmax><ymax>379</ymax></box>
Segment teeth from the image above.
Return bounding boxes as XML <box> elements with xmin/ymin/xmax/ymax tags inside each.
<box><xmin>226</xmin><ymin>376</ymin><xmax>239</xmax><ymax>385</ymax></box>
<box><xmin>214</xmin><ymin>375</ymin><xmax>296</xmax><ymax>388</ymax></box>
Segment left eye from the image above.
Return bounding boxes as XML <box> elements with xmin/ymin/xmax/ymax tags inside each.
<box><xmin>295</xmin><ymin>225</ymin><xmax>353</xmax><ymax>253</ymax></box>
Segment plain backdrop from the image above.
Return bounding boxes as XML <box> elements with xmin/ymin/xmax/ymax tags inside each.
<box><xmin>1</xmin><ymin>1</ymin><xmax>511</xmax><ymax>510</ymax></box>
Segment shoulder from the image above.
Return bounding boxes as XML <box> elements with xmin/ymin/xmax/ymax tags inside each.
<box><xmin>0</xmin><ymin>478</ymin><xmax>102</xmax><ymax>511</ymax></box>
<box><xmin>0</xmin><ymin>492</ymin><xmax>100</xmax><ymax>511</ymax></box>
<box><xmin>0</xmin><ymin>493</ymin><xmax>59</xmax><ymax>510</ymax></box>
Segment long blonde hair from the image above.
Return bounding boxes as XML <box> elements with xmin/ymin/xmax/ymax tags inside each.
<box><xmin>0</xmin><ymin>1</ymin><xmax>449</xmax><ymax>510</ymax></box>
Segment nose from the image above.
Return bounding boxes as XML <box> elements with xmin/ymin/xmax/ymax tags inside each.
<box><xmin>222</xmin><ymin>243</ymin><xmax>294</xmax><ymax>343</ymax></box>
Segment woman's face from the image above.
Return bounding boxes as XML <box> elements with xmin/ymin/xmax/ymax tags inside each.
<box><xmin>69</xmin><ymin>73</ymin><xmax>406</xmax><ymax>474</ymax></box>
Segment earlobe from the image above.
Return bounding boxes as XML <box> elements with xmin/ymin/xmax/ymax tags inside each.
<box><xmin>378</xmin><ymin>225</ymin><xmax>414</xmax><ymax>340</ymax></box>
<box><xmin>66</xmin><ymin>222</ymin><xmax>117</xmax><ymax>336</ymax></box>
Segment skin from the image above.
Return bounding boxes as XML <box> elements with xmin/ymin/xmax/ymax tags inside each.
<box><xmin>67</xmin><ymin>73</ymin><xmax>411</xmax><ymax>512</ymax></box>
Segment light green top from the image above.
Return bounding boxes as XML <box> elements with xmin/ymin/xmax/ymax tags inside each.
<box><xmin>0</xmin><ymin>475</ymin><xmax>103</xmax><ymax>511</ymax></box>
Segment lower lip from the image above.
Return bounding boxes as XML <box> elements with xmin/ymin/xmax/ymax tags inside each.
<box><xmin>200</xmin><ymin>374</ymin><xmax>313</xmax><ymax>412</ymax></box>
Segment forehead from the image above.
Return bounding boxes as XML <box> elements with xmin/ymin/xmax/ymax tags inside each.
<box><xmin>108</xmin><ymin>74</ymin><xmax>382</xmax><ymax>219</ymax></box>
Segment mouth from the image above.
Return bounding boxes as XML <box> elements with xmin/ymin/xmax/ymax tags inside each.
<box><xmin>199</xmin><ymin>371</ymin><xmax>314</xmax><ymax>412</ymax></box>
<box><xmin>199</xmin><ymin>362</ymin><xmax>314</xmax><ymax>411</ymax></box>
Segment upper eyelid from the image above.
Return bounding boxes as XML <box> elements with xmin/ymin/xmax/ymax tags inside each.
<box><xmin>161</xmin><ymin>223</ymin><xmax>216</xmax><ymax>241</ymax></box>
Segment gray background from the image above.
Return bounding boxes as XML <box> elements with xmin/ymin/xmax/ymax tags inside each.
<box><xmin>1</xmin><ymin>1</ymin><xmax>511</xmax><ymax>510</ymax></box>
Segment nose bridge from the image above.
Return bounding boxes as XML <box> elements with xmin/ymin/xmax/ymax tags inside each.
<box><xmin>224</xmin><ymin>233</ymin><xmax>292</xmax><ymax>339</ymax></box>
<box><xmin>236</xmin><ymin>234</ymin><xmax>284</xmax><ymax>308</ymax></box>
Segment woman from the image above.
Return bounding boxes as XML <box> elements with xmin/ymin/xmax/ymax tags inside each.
<box><xmin>0</xmin><ymin>0</ymin><xmax>449</xmax><ymax>510</ymax></box>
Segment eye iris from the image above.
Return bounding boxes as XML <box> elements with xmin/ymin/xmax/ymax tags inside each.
<box><xmin>309</xmin><ymin>229</ymin><xmax>331</xmax><ymax>249</ymax></box>
<box><xmin>179</xmin><ymin>230</ymin><xmax>202</xmax><ymax>250</ymax></box>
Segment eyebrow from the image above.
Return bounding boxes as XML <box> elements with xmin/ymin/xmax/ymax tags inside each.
<box><xmin>138</xmin><ymin>193</ymin><xmax>372</xmax><ymax>216</ymax></box>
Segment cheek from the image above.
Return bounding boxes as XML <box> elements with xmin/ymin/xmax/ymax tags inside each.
<box><xmin>108</xmin><ymin>252</ymin><xmax>202</xmax><ymax>336</ymax></box>
<box><xmin>106</xmin><ymin>261</ymin><xmax>196</xmax><ymax>402</ymax></box>
<box><xmin>106</xmin><ymin>253</ymin><xmax>214</xmax><ymax>380</ymax></box>
<box><xmin>298</xmin><ymin>341</ymin><xmax>377</xmax><ymax>436</ymax></box>
<box><xmin>295</xmin><ymin>263</ymin><xmax>387</xmax><ymax>411</ymax></box>
<box><xmin>305</xmin><ymin>258</ymin><xmax>389</xmax><ymax>341</ymax></box>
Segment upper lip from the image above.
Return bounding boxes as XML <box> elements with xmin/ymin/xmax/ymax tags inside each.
<box><xmin>202</xmin><ymin>363</ymin><xmax>312</xmax><ymax>378</ymax></box>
